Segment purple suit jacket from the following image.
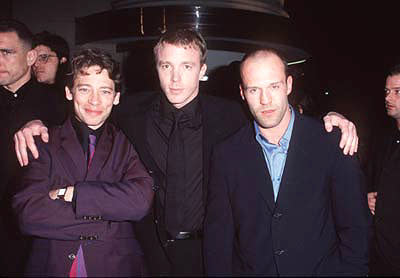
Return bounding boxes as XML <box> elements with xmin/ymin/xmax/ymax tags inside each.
<box><xmin>13</xmin><ymin>118</ymin><xmax>154</xmax><ymax>277</ymax></box>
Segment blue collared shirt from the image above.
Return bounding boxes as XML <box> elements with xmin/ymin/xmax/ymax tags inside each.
<box><xmin>254</xmin><ymin>107</ymin><xmax>295</xmax><ymax>201</ymax></box>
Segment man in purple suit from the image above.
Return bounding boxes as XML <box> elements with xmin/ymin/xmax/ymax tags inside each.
<box><xmin>12</xmin><ymin>48</ymin><xmax>154</xmax><ymax>277</ymax></box>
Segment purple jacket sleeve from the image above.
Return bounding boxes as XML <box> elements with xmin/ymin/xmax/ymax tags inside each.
<box><xmin>12</xmin><ymin>142</ymin><xmax>104</xmax><ymax>241</ymax></box>
<box><xmin>74</xmin><ymin>144</ymin><xmax>154</xmax><ymax>222</ymax></box>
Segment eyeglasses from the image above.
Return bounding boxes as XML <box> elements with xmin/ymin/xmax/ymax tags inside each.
<box><xmin>36</xmin><ymin>54</ymin><xmax>58</xmax><ymax>64</ymax></box>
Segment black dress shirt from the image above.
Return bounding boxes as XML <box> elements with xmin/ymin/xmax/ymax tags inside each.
<box><xmin>147</xmin><ymin>95</ymin><xmax>203</xmax><ymax>232</ymax></box>
<box><xmin>0</xmin><ymin>78</ymin><xmax>66</xmax><ymax>276</ymax></box>
<box><xmin>70</xmin><ymin>115</ymin><xmax>105</xmax><ymax>163</ymax></box>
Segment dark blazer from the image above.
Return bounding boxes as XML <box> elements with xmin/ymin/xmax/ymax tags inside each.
<box><xmin>115</xmin><ymin>91</ymin><xmax>248</xmax><ymax>274</ymax></box>
<box><xmin>366</xmin><ymin>122</ymin><xmax>400</xmax><ymax>268</ymax></box>
<box><xmin>204</xmin><ymin>111</ymin><xmax>371</xmax><ymax>276</ymax></box>
<box><xmin>13</xmin><ymin>118</ymin><xmax>154</xmax><ymax>277</ymax></box>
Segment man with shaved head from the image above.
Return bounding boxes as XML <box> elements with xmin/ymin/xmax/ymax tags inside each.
<box><xmin>204</xmin><ymin>48</ymin><xmax>371</xmax><ymax>276</ymax></box>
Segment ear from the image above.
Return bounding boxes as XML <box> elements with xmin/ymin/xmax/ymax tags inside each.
<box><xmin>27</xmin><ymin>49</ymin><xmax>37</xmax><ymax>67</ymax></box>
<box><xmin>60</xmin><ymin>57</ymin><xmax>67</xmax><ymax>64</ymax></box>
<box><xmin>113</xmin><ymin>92</ymin><xmax>121</xmax><ymax>106</ymax></box>
<box><xmin>199</xmin><ymin>63</ymin><xmax>207</xmax><ymax>79</ymax></box>
<box><xmin>286</xmin><ymin>75</ymin><xmax>293</xmax><ymax>96</ymax></box>
<box><xmin>239</xmin><ymin>84</ymin><xmax>245</xmax><ymax>101</ymax></box>
<box><xmin>65</xmin><ymin>86</ymin><xmax>73</xmax><ymax>101</ymax></box>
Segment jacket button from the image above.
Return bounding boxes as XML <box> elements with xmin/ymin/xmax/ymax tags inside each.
<box><xmin>273</xmin><ymin>212</ymin><xmax>283</xmax><ymax>219</ymax></box>
<box><xmin>79</xmin><ymin>235</ymin><xmax>85</xmax><ymax>240</ymax></box>
<box><xmin>83</xmin><ymin>216</ymin><xmax>88</xmax><ymax>220</ymax></box>
<box><xmin>68</xmin><ymin>253</ymin><xmax>76</xmax><ymax>260</ymax></box>
<box><xmin>274</xmin><ymin>249</ymin><xmax>285</xmax><ymax>256</ymax></box>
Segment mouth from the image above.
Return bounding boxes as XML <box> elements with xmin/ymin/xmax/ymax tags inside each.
<box><xmin>169</xmin><ymin>88</ymin><xmax>183</xmax><ymax>94</ymax></box>
<box><xmin>85</xmin><ymin>108</ymin><xmax>102</xmax><ymax>116</ymax></box>
<box><xmin>260</xmin><ymin>109</ymin><xmax>275</xmax><ymax>115</ymax></box>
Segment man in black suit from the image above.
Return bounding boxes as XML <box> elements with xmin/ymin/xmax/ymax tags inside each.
<box><xmin>204</xmin><ymin>48</ymin><xmax>371</xmax><ymax>276</ymax></box>
<box><xmin>15</xmin><ymin>29</ymin><xmax>359</xmax><ymax>276</ymax></box>
<box><xmin>367</xmin><ymin>64</ymin><xmax>400</xmax><ymax>276</ymax></box>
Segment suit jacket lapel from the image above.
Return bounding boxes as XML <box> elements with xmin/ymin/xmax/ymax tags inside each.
<box><xmin>86</xmin><ymin>122</ymin><xmax>114</xmax><ymax>180</ymax></box>
<box><xmin>275</xmin><ymin>112</ymin><xmax>312</xmax><ymax>208</ymax></box>
<box><xmin>240</xmin><ymin>123</ymin><xmax>276</xmax><ymax>212</ymax></box>
<box><xmin>57</xmin><ymin>118</ymin><xmax>87</xmax><ymax>181</ymax></box>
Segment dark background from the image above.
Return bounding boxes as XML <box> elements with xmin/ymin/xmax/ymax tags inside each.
<box><xmin>283</xmin><ymin>1</ymin><xmax>400</xmax><ymax>158</ymax></box>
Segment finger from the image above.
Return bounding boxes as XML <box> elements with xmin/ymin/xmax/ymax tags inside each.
<box><xmin>14</xmin><ymin>133</ymin><xmax>23</xmax><ymax>167</ymax></box>
<box><xmin>341</xmin><ymin>131</ymin><xmax>349</xmax><ymax>154</ymax></box>
<box><xmin>23</xmin><ymin>128</ymin><xmax>39</xmax><ymax>159</ymax></box>
<box><xmin>374</xmin><ymin>192</ymin><xmax>378</xmax><ymax>197</ymax></box>
<box><xmin>16</xmin><ymin>130</ymin><xmax>29</xmax><ymax>166</ymax></box>
<box><xmin>40</xmin><ymin>126</ymin><xmax>49</xmax><ymax>142</ymax></box>
<box><xmin>323</xmin><ymin>116</ymin><xmax>334</xmax><ymax>133</ymax></box>
<box><xmin>344</xmin><ymin>121</ymin><xmax>356</xmax><ymax>155</ymax></box>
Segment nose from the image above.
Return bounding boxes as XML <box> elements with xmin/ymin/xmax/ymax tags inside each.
<box><xmin>171</xmin><ymin>68</ymin><xmax>181</xmax><ymax>82</ymax></box>
<box><xmin>260</xmin><ymin>89</ymin><xmax>271</xmax><ymax>105</ymax></box>
<box><xmin>88</xmin><ymin>92</ymin><xmax>100</xmax><ymax>105</ymax></box>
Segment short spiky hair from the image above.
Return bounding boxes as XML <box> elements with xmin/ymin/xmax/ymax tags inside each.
<box><xmin>66</xmin><ymin>48</ymin><xmax>121</xmax><ymax>92</ymax></box>
<box><xmin>387</xmin><ymin>64</ymin><xmax>400</xmax><ymax>78</ymax></box>
<box><xmin>153</xmin><ymin>28</ymin><xmax>207</xmax><ymax>65</ymax></box>
<box><xmin>0</xmin><ymin>19</ymin><xmax>33</xmax><ymax>49</ymax></box>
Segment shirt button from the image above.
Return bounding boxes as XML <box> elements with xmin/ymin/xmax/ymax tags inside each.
<box><xmin>275</xmin><ymin>249</ymin><xmax>285</xmax><ymax>256</ymax></box>
<box><xmin>68</xmin><ymin>253</ymin><xmax>76</xmax><ymax>260</ymax></box>
<box><xmin>83</xmin><ymin>216</ymin><xmax>88</xmax><ymax>220</ymax></box>
<box><xmin>13</xmin><ymin>93</ymin><xmax>17</xmax><ymax>98</ymax></box>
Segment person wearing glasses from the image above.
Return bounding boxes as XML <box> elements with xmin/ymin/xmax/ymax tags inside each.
<box><xmin>0</xmin><ymin>19</ymin><xmax>67</xmax><ymax>276</ymax></box>
<box><xmin>32</xmin><ymin>31</ymin><xmax>69</xmax><ymax>87</ymax></box>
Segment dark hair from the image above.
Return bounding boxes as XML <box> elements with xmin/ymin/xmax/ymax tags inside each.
<box><xmin>33</xmin><ymin>31</ymin><xmax>69</xmax><ymax>60</ymax></box>
<box><xmin>0</xmin><ymin>19</ymin><xmax>33</xmax><ymax>48</ymax></box>
<box><xmin>66</xmin><ymin>48</ymin><xmax>121</xmax><ymax>92</ymax></box>
<box><xmin>240</xmin><ymin>48</ymin><xmax>289</xmax><ymax>78</ymax></box>
<box><xmin>33</xmin><ymin>31</ymin><xmax>70</xmax><ymax>86</ymax></box>
<box><xmin>387</xmin><ymin>64</ymin><xmax>400</xmax><ymax>78</ymax></box>
<box><xmin>153</xmin><ymin>28</ymin><xmax>207</xmax><ymax>65</ymax></box>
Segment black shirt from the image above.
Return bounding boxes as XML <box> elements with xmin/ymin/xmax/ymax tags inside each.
<box><xmin>147</xmin><ymin>95</ymin><xmax>203</xmax><ymax>232</ymax></box>
<box><xmin>70</xmin><ymin>115</ymin><xmax>105</xmax><ymax>164</ymax></box>
<box><xmin>367</xmin><ymin>123</ymin><xmax>400</xmax><ymax>267</ymax></box>
<box><xmin>0</xmin><ymin>78</ymin><xmax>67</xmax><ymax>198</ymax></box>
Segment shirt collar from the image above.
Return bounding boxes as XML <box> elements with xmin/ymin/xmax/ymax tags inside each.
<box><xmin>254</xmin><ymin>105</ymin><xmax>295</xmax><ymax>151</ymax></box>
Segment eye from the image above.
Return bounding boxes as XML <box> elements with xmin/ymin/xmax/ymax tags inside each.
<box><xmin>384</xmin><ymin>89</ymin><xmax>389</xmax><ymax>95</ymax></box>
<box><xmin>78</xmin><ymin>87</ymin><xmax>90</xmax><ymax>94</ymax></box>
<box><xmin>0</xmin><ymin>49</ymin><xmax>14</xmax><ymax>56</ymax></box>
<box><xmin>246</xmin><ymin>87</ymin><xmax>260</xmax><ymax>94</ymax></box>
<box><xmin>100</xmin><ymin>90</ymin><xmax>112</xmax><ymax>95</ymax></box>
<box><xmin>271</xmin><ymin>84</ymin><xmax>281</xmax><ymax>90</ymax></box>
<box><xmin>160</xmin><ymin>64</ymin><xmax>170</xmax><ymax>70</ymax></box>
<box><xmin>184</xmin><ymin>64</ymin><xmax>192</xmax><ymax>70</ymax></box>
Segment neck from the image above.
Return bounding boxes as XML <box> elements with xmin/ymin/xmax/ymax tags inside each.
<box><xmin>3</xmin><ymin>68</ymin><xmax>32</xmax><ymax>93</ymax></box>
<box><xmin>259</xmin><ymin>107</ymin><xmax>291</xmax><ymax>145</ymax></box>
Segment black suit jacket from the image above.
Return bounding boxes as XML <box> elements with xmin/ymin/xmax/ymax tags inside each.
<box><xmin>204</xmin><ymin>111</ymin><xmax>371</xmax><ymax>276</ymax></box>
<box><xmin>115</xmin><ymin>91</ymin><xmax>248</xmax><ymax>274</ymax></box>
<box><xmin>366</xmin><ymin>122</ymin><xmax>400</xmax><ymax>267</ymax></box>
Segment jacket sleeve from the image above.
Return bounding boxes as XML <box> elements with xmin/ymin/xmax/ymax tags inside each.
<box><xmin>74</xmin><ymin>143</ymin><xmax>154</xmax><ymax>222</ymax></box>
<box><xmin>329</xmin><ymin>139</ymin><xmax>372</xmax><ymax>275</ymax></box>
<box><xmin>204</xmin><ymin>147</ymin><xmax>234</xmax><ymax>275</ymax></box>
<box><xmin>12</xmin><ymin>140</ymin><xmax>104</xmax><ymax>241</ymax></box>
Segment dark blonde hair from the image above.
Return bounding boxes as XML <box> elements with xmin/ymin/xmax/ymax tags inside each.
<box><xmin>153</xmin><ymin>28</ymin><xmax>207</xmax><ymax>65</ymax></box>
